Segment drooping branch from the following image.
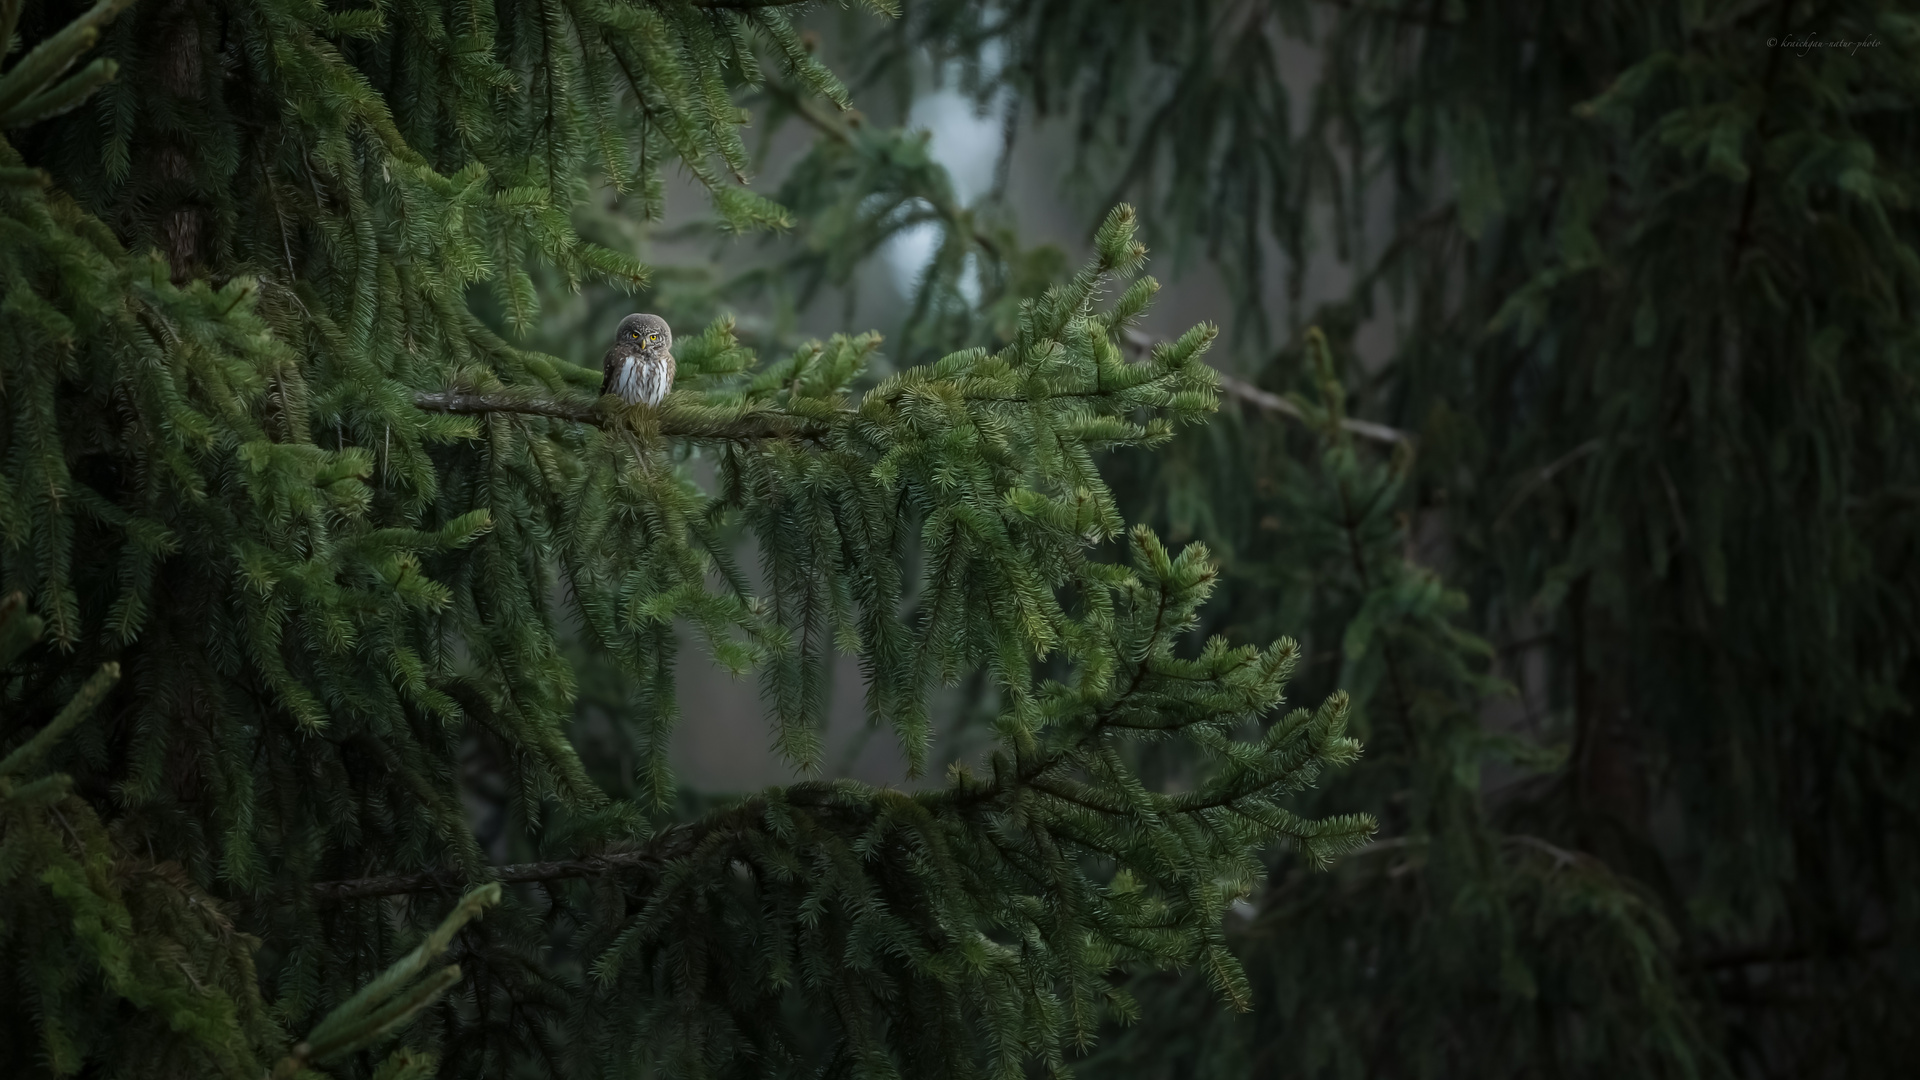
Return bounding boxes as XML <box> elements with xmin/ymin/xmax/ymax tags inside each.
<box><xmin>411</xmin><ymin>391</ymin><xmax>832</xmax><ymax>442</ymax></box>
<box><xmin>759</xmin><ymin>75</ymin><xmax>1004</xmax><ymax>262</ymax></box>
<box><xmin>310</xmin><ymin>630</ymin><xmax>1338</xmax><ymax>902</ymax></box>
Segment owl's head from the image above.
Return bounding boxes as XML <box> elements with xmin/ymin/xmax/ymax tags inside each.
<box><xmin>616</xmin><ymin>313</ymin><xmax>672</xmax><ymax>352</ymax></box>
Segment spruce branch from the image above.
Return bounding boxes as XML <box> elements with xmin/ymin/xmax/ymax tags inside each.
<box><xmin>314</xmin><ymin>529</ymin><xmax>1370</xmax><ymax>906</ymax></box>
<box><xmin>274</xmin><ymin>885</ymin><xmax>503</xmax><ymax>1076</ymax></box>
<box><xmin>310</xmin><ymin>842</ymin><xmax>694</xmax><ymax>901</ymax></box>
<box><xmin>0</xmin><ymin>662</ymin><xmax>121</xmax><ymax>780</ymax></box>
<box><xmin>0</xmin><ymin>0</ymin><xmax>139</xmax><ymax>126</ymax></box>
<box><xmin>410</xmin><ymin>390</ymin><xmax>831</xmax><ymax>441</ymax></box>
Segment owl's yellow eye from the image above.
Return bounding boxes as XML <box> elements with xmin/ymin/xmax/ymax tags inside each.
<box><xmin>647</xmin><ymin>333</ymin><xmax>658</xmax><ymax>344</ymax></box>
<box><xmin>629</xmin><ymin>331</ymin><xmax>639</xmax><ymax>339</ymax></box>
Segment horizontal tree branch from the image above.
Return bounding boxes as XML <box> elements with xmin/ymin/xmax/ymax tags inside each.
<box><xmin>314</xmin><ymin>782</ymin><xmax>945</xmax><ymax>901</ymax></box>
<box><xmin>414</xmin><ymin>390</ymin><xmax>600</xmax><ymax>425</ymax></box>
<box><xmin>312</xmin><ymin>827</ymin><xmax>701</xmax><ymax>902</ymax></box>
<box><xmin>411</xmin><ymin>391</ymin><xmax>831</xmax><ymax>442</ymax></box>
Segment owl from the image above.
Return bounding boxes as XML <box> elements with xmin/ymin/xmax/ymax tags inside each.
<box><xmin>601</xmin><ymin>313</ymin><xmax>675</xmax><ymax>406</ymax></box>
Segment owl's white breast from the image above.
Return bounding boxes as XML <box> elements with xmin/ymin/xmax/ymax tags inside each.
<box><xmin>612</xmin><ymin>354</ymin><xmax>671</xmax><ymax>406</ymax></box>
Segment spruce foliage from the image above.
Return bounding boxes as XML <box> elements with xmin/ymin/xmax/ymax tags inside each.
<box><xmin>0</xmin><ymin>587</ymin><xmax>493</xmax><ymax>1079</ymax></box>
<box><xmin>1094</xmin><ymin>331</ymin><xmax>1711</xmax><ymax>1076</ymax></box>
<box><xmin>0</xmin><ymin>1</ymin><xmax>1374</xmax><ymax>1077</ymax></box>
<box><xmin>847</xmin><ymin>0</ymin><xmax>1920</xmax><ymax>1074</ymax></box>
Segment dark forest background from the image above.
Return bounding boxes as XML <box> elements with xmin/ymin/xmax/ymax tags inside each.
<box><xmin>0</xmin><ymin>1</ymin><xmax>1913</xmax><ymax>1077</ymax></box>
<box><xmin>592</xmin><ymin>4</ymin><xmax>1920</xmax><ymax>1076</ymax></box>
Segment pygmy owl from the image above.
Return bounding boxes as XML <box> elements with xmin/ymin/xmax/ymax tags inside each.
<box><xmin>602</xmin><ymin>313</ymin><xmax>675</xmax><ymax>406</ymax></box>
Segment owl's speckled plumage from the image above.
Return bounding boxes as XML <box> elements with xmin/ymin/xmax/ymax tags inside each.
<box><xmin>601</xmin><ymin>313</ymin><xmax>675</xmax><ymax>406</ymax></box>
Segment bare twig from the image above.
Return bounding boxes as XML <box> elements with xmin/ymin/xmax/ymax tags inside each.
<box><xmin>1493</xmin><ymin>436</ymin><xmax>1604</xmax><ymax>530</ymax></box>
<box><xmin>1215</xmin><ymin>372</ymin><xmax>1412</xmax><ymax>446</ymax></box>
<box><xmin>1350</xmin><ymin>835</ymin><xmax>1423</xmax><ymax>856</ymax></box>
<box><xmin>1117</xmin><ymin>329</ymin><xmax>1412</xmax><ymax>445</ymax></box>
<box><xmin>690</xmin><ymin>0</ymin><xmax>817</xmax><ymax>9</ymax></box>
<box><xmin>1504</xmin><ymin>833</ymin><xmax>1584</xmax><ymax>869</ymax></box>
